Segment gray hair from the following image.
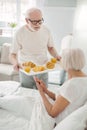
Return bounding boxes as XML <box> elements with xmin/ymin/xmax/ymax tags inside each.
<box><xmin>61</xmin><ymin>48</ymin><xmax>86</xmax><ymax>71</ymax></box>
<box><xmin>25</xmin><ymin>8</ymin><xmax>42</xmax><ymax>18</ymax></box>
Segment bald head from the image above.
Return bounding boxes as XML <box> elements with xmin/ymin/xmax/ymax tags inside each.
<box><xmin>25</xmin><ymin>8</ymin><xmax>42</xmax><ymax>20</ymax></box>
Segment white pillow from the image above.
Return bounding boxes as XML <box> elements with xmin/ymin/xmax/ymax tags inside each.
<box><xmin>1</xmin><ymin>43</ymin><xmax>11</xmax><ymax>64</ymax></box>
<box><xmin>54</xmin><ymin>104</ymin><xmax>87</xmax><ymax>130</ymax></box>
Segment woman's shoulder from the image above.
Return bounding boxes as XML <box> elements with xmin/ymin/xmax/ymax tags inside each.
<box><xmin>62</xmin><ymin>79</ymin><xmax>74</xmax><ymax>87</ymax></box>
<box><xmin>62</xmin><ymin>77</ymin><xmax>87</xmax><ymax>89</ymax></box>
<box><xmin>70</xmin><ymin>77</ymin><xmax>87</xmax><ymax>83</ymax></box>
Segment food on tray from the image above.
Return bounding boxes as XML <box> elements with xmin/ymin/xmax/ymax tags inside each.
<box><xmin>46</xmin><ymin>61</ymin><xmax>55</xmax><ymax>69</ymax></box>
<box><xmin>24</xmin><ymin>66</ymin><xmax>31</xmax><ymax>73</ymax></box>
<box><xmin>28</xmin><ymin>62</ymin><xmax>36</xmax><ymax>68</ymax></box>
<box><xmin>22</xmin><ymin>62</ymin><xmax>28</xmax><ymax>66</ymax></box>
<box><xmin>51</xmin><ymin>58</ymin><xmax>57</xmax><ymax>63</ymax></box>
<box><xmin>22</xmin><ymin>57</ymin><xmax>58</xmax><ymax>74</ymax></box>
<box><xmin>22</xmin><ymin>61</ymin><xmax>36</xmax><ymax>68</ymax></box>
<box><xmin>33</xmin><ymin>66</ymin><xmax>46</xmax><ymax>72</ymax></box>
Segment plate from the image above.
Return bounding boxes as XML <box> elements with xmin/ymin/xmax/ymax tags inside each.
<box><xmin>19</xmin><ymin>63</ymin><xmax>61</xmax><ymax>76</ymax></box>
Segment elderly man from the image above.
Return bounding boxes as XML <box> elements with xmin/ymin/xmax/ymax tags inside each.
<box><xmin>10</xmin><ymin>8</ymin><xmax>60</xmax><ymax>89</ymax></box>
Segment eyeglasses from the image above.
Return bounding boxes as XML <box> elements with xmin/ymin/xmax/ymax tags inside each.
<box><xmin>28</xmin><ymin>18</ymin><xmax>44</xmax><ymax>25</ymax></box>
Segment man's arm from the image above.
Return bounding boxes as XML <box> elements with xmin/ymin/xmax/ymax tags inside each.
<box><xmin>9</xmin><ymin>53</ymin><xmax>21</xmax><ymax>71</ymax></box>
<box><xmin>48</xmin><ymin>47</ymin><xmax>61</xmax><ymax>60</ymax></box>
<box><xmin>9</xmin><ymin>53</ymin><xmax>17</xmax><ymax>65</ymax></box>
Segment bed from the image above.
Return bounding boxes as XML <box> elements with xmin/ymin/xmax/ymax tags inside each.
<box><xmin>0</xmin><ymin>81</ymin><xmax>87</xmax><ymax>130</ymax></box>
<box><xmin>0</xmin><ymin>81</ymin><xmax>58</xmax><ymax>130</ymax></box>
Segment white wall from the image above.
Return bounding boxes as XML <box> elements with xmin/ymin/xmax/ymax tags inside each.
<box><xmin>72</xmin><ymin>0</ymin><xmax>87</xmax><ymax>73</ymax></box>
<box><xmin>44</xmin><ymin>0</ymin><xmax>77</xmax><ymax>7</ymax></box>
<box><xmin>42</xmin><ymin>7</ymin><xmax>76</xmax><ymax>51</ymax></box>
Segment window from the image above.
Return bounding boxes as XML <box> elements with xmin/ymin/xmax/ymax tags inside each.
<box><xmin>0</xmin><ymin>0</ymin><xmax>44</xmax><ymax>36</ymax></box>
<box><xmin>0</xmin><ymin>0</ymin><xmax>37</xmax><ymax>36</ymax></box>
<box><xmin>0</xmin><ymin>0</ymin><xmax>37</xmax><ymax>25</ymax></box>
<box><xmin>0</xmin><ymin>0</ymin><xmax>44</xmax><ymax>25</ymax></box>
<box><xmin>20</xmin><ymin>0</ymin><xmax>36</xmax><ymax>25</ymax></box>
<box><xmin>0</xmin><ymin>0</ymin><xmax>17</xmax><ymax>24</ymax></box>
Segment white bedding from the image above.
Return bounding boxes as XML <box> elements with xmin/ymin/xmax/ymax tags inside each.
<box><xmin>0</xmin><ymin>81</ymin><xmax>30</xmax><ymax>130</ymax></box>
<box><xmin>0</xmin><ymin>81</ymin><xmax>87</xmax><ymax>130</ymax></box>
<box><xmin>0</xmin><ymin>81</ymin><xmax>20</xmax><ymax>97</ymax></box>
<box><xmin>0</xmin><ymin>81</ymin><xmax>57</xmax><ymax>130</ymax></box>
<box><xmin>0</xmin><ymin>109</ymin><xmax>29</xmax><ymax>130</ymax></box>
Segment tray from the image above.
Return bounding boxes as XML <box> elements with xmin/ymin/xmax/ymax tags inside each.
<box><xmin>19</xmin><ymin>63</ymin><xmax>61</xmax><ymax>76</ymax></box>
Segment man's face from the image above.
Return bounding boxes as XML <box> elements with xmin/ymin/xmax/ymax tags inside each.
<box><xmin>26</xmin><ymin>11</ymin><xmax>44</xmax><ymax>31</ymax></box>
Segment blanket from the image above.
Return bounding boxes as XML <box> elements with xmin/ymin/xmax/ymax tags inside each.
<box><xmin>0</xmin><ymin>81</ymin><xmax>56</xmax><ymax>130</ymax></box>
<box><xmin>0</xmin><ymin>96</ymin><xmax>55</xmax><ymax>130</ymax></box>
<box><xmin>0</xmin><ymin>81</ymin><xmax>20</xmax><ymax>96</ymax></box>
<box><xmin>29</xmin><ymin>99</ymin><xmax>55</xmax><ymax>130</ymax></box>
<box><xmin>0</xmin><ymin>81</ymin><xmax>30</xmax><ymax>130</ymax></box>
<box><xmin>0</xmin><ymin>109</ymin><xmax>29</xmax><ymax>130</ymax></box>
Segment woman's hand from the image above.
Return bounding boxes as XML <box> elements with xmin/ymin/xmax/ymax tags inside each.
<box><xmin>34</xmin><ymin>76</ymin><xmax>47</xmax><ymax>93</ymax></box>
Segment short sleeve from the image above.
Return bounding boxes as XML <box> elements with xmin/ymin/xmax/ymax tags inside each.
<box><xmin>47</xmin><ymin>31</ymin><xmax>55</xmax><ymax>48</ymax></box>
<box><xmin>10</xmin><ymin>31</ymin><xmax>21</xmax><ymax>54</ymax></box>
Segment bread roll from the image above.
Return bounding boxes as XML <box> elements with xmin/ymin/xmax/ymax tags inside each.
<box><xmin>33</xmin><ymin>66</ymin><xmax>46</xmax><ymax>72</ymax></box>
<box><xmin>46</xmin><ymin>62</ymin><xmax>55</xmax><ymax>69</ymax></box>
<box><xmin>22</xmin><ymin>61</ymin><xmax>36</xmax><ymax>68</ymax></box>
<box><xmin>24</xmin><ymin>66</ymin><xmax>31</xmax><ymax>73</ymax></box>
<box><xmin>51</xmin><ymin>58</ymin><xmax>57</xmax><ymax>63</ymax></box>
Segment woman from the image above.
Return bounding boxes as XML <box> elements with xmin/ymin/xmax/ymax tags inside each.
<box><xmin>34</xmin><ymin>48</ymin><xmax>87</xmax><ymax>126</ymax></box>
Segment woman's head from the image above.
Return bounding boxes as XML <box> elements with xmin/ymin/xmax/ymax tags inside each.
<box><xmin>61</xmin><ymin>48</ymin><xmax>86</xmax><ymax>71</ymax></box>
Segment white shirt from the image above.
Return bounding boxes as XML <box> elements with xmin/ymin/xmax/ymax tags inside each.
<box><xmin>11</xmin><ymin>25</ymin><xmax>55</xmax><ymax>65</ymax></box>
<box><xmin>55</xmin><ymin>77</ymin><xmax>87</xmax><ymax>123</ymax></box>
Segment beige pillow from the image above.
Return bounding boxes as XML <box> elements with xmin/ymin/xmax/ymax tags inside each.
<box><xmin>1</xmin><ymin>43</ymin><xmax>11</xmax><ymax>64</ymax></box>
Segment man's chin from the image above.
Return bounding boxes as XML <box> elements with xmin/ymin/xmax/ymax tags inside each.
<box><xmin>34</xmin><ymin>27</ymin><xmax>40</xmax><ymax>31</ymax></box>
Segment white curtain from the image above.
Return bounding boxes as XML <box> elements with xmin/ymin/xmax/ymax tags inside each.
<box><xmin>0</xmin><ymin>0</ymin><xmax>44</xmax><ymax>26</ymax></box>
<box><xmin>73</xmin><ymin>0</ymin><xmax>87</xmax><ymax>73</ymax></box>
<box><xmin>0</xmin><ymin>0</ymin><xmax>17</xmax><ymax>23</ymax></box>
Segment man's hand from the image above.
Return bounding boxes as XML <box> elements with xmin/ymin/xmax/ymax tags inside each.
<box><xmin>13</xmin><ymin>63</ymin><xmax>22</xmax><ymax>71</ymax></box>
<box><xmin>48</xmin><ymin>47</ymin><xmax>61</xmax><ymax>61</ymax></box>
<box><xmin>9</xmin><ymin>53</ymin><xmax>22</xmax><ymax>71</ymax></box>
<box><xmin>56</xmin><ymin>55</ymin><xmax>61</xmax><ymax>61</ymax></box>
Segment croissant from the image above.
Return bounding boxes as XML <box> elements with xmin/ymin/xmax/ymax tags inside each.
<box><xmin>51</xmin><ymin>58</ymin><xmax>57</xmax><ymax>63</ymax></box>
<box><xmin>24</xmin><ymin>66</ymin><xmax>31</xmax><ymax>73</ymax></box>
<box><xmin>22</xmin><ymin>61</ymin><xmax>36</xmax><ymax>68</ymax></box>
<box><xmin>46</xmin><ymin>62</ymin><xmax>55</xmax><ymax>69</ymax></box>
<box><xmin>33</xmin><ymin>66</ymin><xmax>46</xmax><ymax>72</ymax></box>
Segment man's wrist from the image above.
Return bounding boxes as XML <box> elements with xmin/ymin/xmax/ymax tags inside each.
<box><xmin>54</xmin><ymin>54</ymin><xmax>59</xmax><ymax>58</ymax></box>
<box><xmin>55</xmin><ymin>55</ymin><xmax>61</xmax><ymax>61</ymax></box>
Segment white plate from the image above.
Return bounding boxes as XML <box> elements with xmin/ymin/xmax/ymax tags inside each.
<box><xmin>19</xmin><ymin>63</ymin><xmax>61</xmax><ymax>76</ymax></box>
